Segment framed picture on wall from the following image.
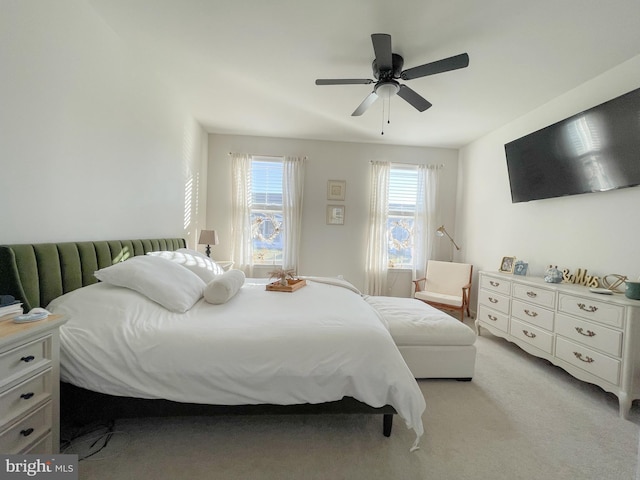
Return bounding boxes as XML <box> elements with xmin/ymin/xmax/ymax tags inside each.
<box><xmin>326</xmin><ymin>205</ymin><xmax>345</xmax><ymax>225</ymax></box>
<box><xmin>327</xmin><ymin>180</ymin><xmax>346</xmax><ymax>201</ymax></box>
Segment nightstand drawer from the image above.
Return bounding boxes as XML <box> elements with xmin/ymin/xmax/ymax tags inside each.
<box><xmin>511</xmin><ymin>299</ymin><xmax>554</xmax><ymax>331</ymax></box>
<box><xmin>480</xmin><ymin>276</ymin><xmax>511</xmax><ymax>295</ymax></box>
<box><xmin>477</xmin><ymin>305</ymin><xmax>509</xmax><ymax>333</ymax></box>
<box><xmin>556</xmin><ymin>337</ymin><xmax>620</xmax><ymax>385</ymax></box>
<box><xmin>0</xmin><ymin>401</ymin><xmax>52</xmax><ymax>454</ymax></box>
<box><xmin>558</xmin><ymin>294</ymin><xmax>624</xmax><ymax>328</ymax></box>
<box><xmin>0</xmin><ymin>336</ymin><xmax>51</xmax><ymax>387</ymax></box>
<box><xmin>0</xmin><ymin>369</ymin><xmax>52</xmax><ymax>427</ymax></box>
<box><xmin>510</xmin><ymin>318</ymin><xmax>554</xmax><ymax>354</ymax></box>
<box><xmin>479</xmin><ymin>289</ymin><xmax>510</xmax><ymax>315</ymax></box>
<box><xmin>555</xmin><ymin>314</ymin><xmax>622</xmax><ymax>357</ymax></box>
<box><xmin>512</xmin><ymin>283</ymin><xmax>555</xmax><ymax>308</ymax></box>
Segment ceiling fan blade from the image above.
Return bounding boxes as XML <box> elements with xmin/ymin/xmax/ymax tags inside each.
<box><xmin>371</xmin><ymin>33</ymin><xmax>393</xmax><ymax>71</ymax></box>
<box><xmin>316</xmin><ymin>79</ymin><xmax>374</xmax><ymax>85</ymax></box>
<box><xmin>401</xmin><ymin>53</ymin><xmax>469</xmax><ymax>80</ymax></box>
<box><xmin>352</xmin><ymin>91</ymin><xmax>379</xmax><ymax>116</ymax></box>
<box><xmin>397</xmin><ymin>85</ymin><xmax>432</xmax><ymax>112</ymax></box>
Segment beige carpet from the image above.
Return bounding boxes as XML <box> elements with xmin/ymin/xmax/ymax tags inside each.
<box><xmin>64</xmin><ymin>323</ymin><xmax>640</xmax><ymax>480</ymax></box>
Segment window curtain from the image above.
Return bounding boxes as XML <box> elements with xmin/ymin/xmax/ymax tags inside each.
<box><xmin>282</xmin><ymin>156</ymin><xmax>305</xmax><ymax>272</ymax></box>
<box><xmin>230</xmin><ymin>153</ymin><xmax>254</xmax><ymax>276</ymax></box>
<box><xmin>365</xmin><ymin>161</ymin><xmax>390</xmax><ymax>295</ymax></box>
<box><xmin>413</xmin><ymin>164</ymin><xmax>440</xmax><ymax>280</ymax></box>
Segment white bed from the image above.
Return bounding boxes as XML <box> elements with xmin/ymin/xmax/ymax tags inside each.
<box><xmin>49</xmin><ymin>276</ymin><xmax>426</xmax><ymax>448</ymax></box>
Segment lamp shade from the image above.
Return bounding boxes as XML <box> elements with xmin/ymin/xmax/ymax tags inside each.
<box><xmin>198</xmin><ymin>230</ymin><xmax>219</xmax><ymax>246</ymax></box>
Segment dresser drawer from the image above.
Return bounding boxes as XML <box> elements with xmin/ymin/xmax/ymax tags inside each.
<box><xmin>556</xmin><ymin>337</ymin><xmax>620</xmax><ymax>385</ymax></box>
<box><xmin>478</xmin><ymin>289</ymin><xmax>510</xmax><ymax>315</ymax></box>
<box><xmin>511</xmin><ymin>299</ymin><xmax>554</xmax><ymax>331</ymax></box>
<box><xmin>480</xmin><ymin>275</ymin><xmax>511</xmax><ymax>295</ymax></box>
<box><xmin>558</xmin><ymin>294</ymin><xmax>624</xmax><ymax>328</ymax></box>
<box><xmin>477</xmin><ymin>305</ymin><xmax>509</xmax><ymax>333</ymax></box>
<box><xmin>0</xmin><ymin>369</ymin><xmax>52</xmax><ymax>427</ymax></box>
<box><xmin>555</xmin><ymin>314</ymin><xmax>622</xmax><ymax>357</ymax></box>
<box><xmin>0</xmin><ymin>401</ymin><xmax>52</xmax><ymax>454</ymax></box>
<box><xmin>22</xmin><ymin>432</ymin><xmax>52</xmax><ymax>454</ymax></box>
<box><xmin>0</xmin><ymin>336</ymin><xmax>51</xmax><ymax>387</ymax></box>
<box><xmin>510</xmin><ymin>318</ymin><xmax>554</xmax><ymax>354</ymax></box>
<box><xmin>512</xmin><ymin>283</ymin><xmax>555</xmax><ymax>308</ymax></box>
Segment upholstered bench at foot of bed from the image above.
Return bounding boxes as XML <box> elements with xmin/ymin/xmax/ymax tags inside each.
<box><xmin>364</xmin><ymin>296</ymin><xmax>477</xmax><ymax>380</ymax></box>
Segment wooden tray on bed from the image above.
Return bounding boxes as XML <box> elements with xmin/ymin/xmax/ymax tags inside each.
<box><xmin>266</xmin><ymin>279</ymin><xmax>307</xmax><ymax>292</ymax></box>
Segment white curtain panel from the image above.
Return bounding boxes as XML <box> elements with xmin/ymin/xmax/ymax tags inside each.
<box><xmin>365</xmin><ymin>161</ymin><xmax>390</xmax><ymax>295</ymax></box>
<box><xmin>413</xmin><ymin>164</ymin><xmax>440</xmax><ymax>280</ymax></box>
<box><xmin>230</xmin><ymin>153</ymin><xmax>254</xmax><ymax>276</ymax></box>
<box><xmin>282</xmin><ymin>156</ymin><xmax>306</xmax><ymax>272</ymax></box>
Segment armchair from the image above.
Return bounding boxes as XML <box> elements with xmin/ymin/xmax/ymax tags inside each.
<box><xmin>413</xmin><ymin>260</ymin><xmax>473</xmax><ymax>322</ymax></box>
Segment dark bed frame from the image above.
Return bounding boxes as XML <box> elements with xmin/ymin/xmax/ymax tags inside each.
<box><xmin>0</xmin><ymin>238</ymin><xmax>395</xmax><ymax>436</ymax></box>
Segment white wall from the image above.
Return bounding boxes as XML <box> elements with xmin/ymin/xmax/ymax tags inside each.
<box><xmin>0</xmin><ymin>1</ymin><xmax>207</xmax><ymax>247</ymax></box>
<box><xmin>457</xmin><ymin>55</ymin><xmax>640</xmax><ymax>306</ymax></box>
<box><xmin>206</xmin><ymin>134</ymin><xmax>459</xmax><ymax>294</ymax></box>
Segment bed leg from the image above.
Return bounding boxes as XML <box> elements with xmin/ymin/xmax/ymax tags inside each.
<box><xmin>383</xmin><ymin>413</ymin><xmax>393</xmax><ymax>437</ymax></box>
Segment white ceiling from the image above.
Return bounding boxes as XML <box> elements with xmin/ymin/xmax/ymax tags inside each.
<box><xmin>86</xmin><ymin>0</ymin><xmax>640</xmax><ymax>149</ymax></box>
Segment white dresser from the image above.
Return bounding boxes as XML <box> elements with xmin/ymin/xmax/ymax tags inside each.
<box><xmin>476</xmin><ymin>271</ymin><xmax>640</xmax><ymax>418</ymax></box>
<box><xmin>0</xmin><ymin>314</ymin><xmax>66</xmax><ymax>453</ymax></box>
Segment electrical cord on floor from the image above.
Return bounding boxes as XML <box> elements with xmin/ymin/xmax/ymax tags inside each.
<box><xmin>61</xmin><ymin>419</ymin><xmax>128</xmax><ymax>461</ymax></box>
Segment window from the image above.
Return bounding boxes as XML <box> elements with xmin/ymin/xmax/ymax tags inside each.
<box><xmin>387</xmin><ymin>166</ymin><xmax>418</xmax><ymax>268</ymax></box>
<box><xmin>250</xmin><ymin>157</ymin><xmax>283</xmax><ymax>265</ymax></box>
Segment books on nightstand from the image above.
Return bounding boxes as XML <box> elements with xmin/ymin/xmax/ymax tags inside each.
<box><xmin>0</xmin><ymin>295</ymin><xmax>23</xmax><ymax>321</ymax></box>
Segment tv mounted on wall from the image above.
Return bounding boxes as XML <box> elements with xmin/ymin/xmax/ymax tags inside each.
<box><xmin>505</xmin><ymin>87</ymin><xmax>640</xmax><ymax>203</ymax></box>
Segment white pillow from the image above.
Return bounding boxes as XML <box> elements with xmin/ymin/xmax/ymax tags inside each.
<box><xmin>176</xmin><ymin>247</ymin><xmax>208</xmax><ymax>259</ymax></box>
<box><xmin>147</xmin><ymin>250</ymin><xmax>223</xmax><ymax>282</ymax></box>
<box><xmin>95</xmin><ymin>255</ymin><xmax>205</xmax><ymax>312</ymax></box>
<box><xmin>204</xmin><ymin>269</ymin><xmax>245</xmax><ymax>305</ymax></box>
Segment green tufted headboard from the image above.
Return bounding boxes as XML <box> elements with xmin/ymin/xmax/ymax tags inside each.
<box><xmin>0</xmin><ymin>238</ymin><xmax>186</xmax><ymax>311</ymax></box>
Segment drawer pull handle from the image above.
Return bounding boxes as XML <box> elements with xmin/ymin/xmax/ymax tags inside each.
<box><xmin>577</xmin><ymin>303</ymin><xmax>598</xmax><ymax>313</ymax></box>
<box><xmin>20</xmin><ymin>355</ymin><xmax>35</xmax><ymax>363</ymax></box>
<box><xmin>20</xmin><ymin>428</ymin><xmax>34</xmax><ymax>437</ymax></box>
<box><xmin>20</xmin><ymin>392</ymin><xmax>35</xmax><ymax>400</ymax></box>
<box><xmin>527</xmin><ymin>291</ymin><xmax>537</xmax><ymax>298</ymax></box>
<box><xmin>489</xmin><ymin>297</ymin><xmax>498</xmax><ymax>303</ymax></box>
<box><xmin>573</xmin><ymin>352</ymin><xmax>594</xmax><ymax>363</ymax></box>
<box><xmin>575</xmin><ymin>327</ymin><xmax>596</xmax><ymax>337</ymax></box>
<box><xmin>524</xmin><ymin>309</ymin><xmax>538</xmax><ymax>317</ymax></box>
<box><xmin>523</xmin><ymin>330</ymin><xmax>536</xmax><ymax>338</ymax></box>
<box><xmin>490</xmin><ymin>281</ymin><xmax>500</xmax><ymax>287</ymax></box>
<box><xmin>487</xmin><ymin>314</ymin><xmax>497</xmax><ymax>321</ymax></box>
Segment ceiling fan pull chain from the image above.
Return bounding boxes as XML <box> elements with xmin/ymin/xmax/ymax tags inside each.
<box><xmin>381</xmin><ymin>98</ymin><xmax>385</xmax><ymax>135</ymax></box>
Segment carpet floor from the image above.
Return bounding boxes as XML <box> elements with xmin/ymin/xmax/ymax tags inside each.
<box><xmin>63</xmin><ymin>322</ymin><xmax>640</xmax><ymax>480</ymax></box>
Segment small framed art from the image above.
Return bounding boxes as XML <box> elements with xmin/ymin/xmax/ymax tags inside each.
<box><xmin>499</xmin><ymin>256</ymin><xmax>516</xmax><ymax>274</ymax></box>
<box><xmin>327</xmin><ymin>180</ymin><xmax>346</xmax><ymax>201</ymax></box>
<box><xmin>514</xmin><ymin>260</ymin><xmax>528</xmax><ymax>276</ymax></box>
<box><xmin>326</xmin><ymin>205</ymin><xmax>345</xmax><ymax>225</ymax></box>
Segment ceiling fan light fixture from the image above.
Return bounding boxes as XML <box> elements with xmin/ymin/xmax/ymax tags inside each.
<box><xmin>375</xmin><ymin>81</ymin><xmax>399</xmax><ymax>98</ymax></box>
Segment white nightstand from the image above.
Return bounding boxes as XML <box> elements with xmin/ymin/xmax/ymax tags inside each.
<box><xmin>0</xmin><ymin>314</ymin><xmax>67</xmax><ymax>454</ymax></box>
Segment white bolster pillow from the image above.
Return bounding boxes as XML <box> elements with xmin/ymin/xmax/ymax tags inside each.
<box><xmin>204</xmin><ymin>269</ymin><xmax>245</xmax><ymax>304</ymax></box>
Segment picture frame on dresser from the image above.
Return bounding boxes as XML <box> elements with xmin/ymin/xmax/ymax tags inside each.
<box><xmin>499</xmin><ymin>256</ymin><xmax>516</xmax><ymax>273</ymax></box>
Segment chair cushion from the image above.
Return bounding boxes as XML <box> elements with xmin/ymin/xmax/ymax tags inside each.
<box><xmin>423</xmin><ymin>260</ymin><xmax>471</xmax><ymax>296</ymax></box>
<box><xmin>415</xmin><ymin>291</ymin><xmax>463</xmax><ymax>307</ymax></box>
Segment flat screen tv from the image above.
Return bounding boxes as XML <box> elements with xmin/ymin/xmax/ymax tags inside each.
<box><xmin>505</xmin><ymin>87</ymin><xmax>640</xmax><ymax>203</ymax></box>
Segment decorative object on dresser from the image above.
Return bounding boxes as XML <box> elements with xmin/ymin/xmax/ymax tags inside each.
<box><xmin>435</xmin><ymin>225</ymin><xmax>460</xmax><ymax>251</ymax></box>
<box><xmin>513</xmin><ymin>260</ymin><xmax>528</xmax><ymax>276</ymax></box>
<box><xmin>499</xmin><ymin>256</ymin><xmax>516</xmax><ymax>274</ymax></box>
<box><xmin>544</xmin><ymin>265</ymin><xmax>563</xmax><ymax>283</ymax></box>
<box><xmin>0</xmin><ymin>314</ymin><xmax>67</xmax><ymax>454</ymax></box>
<box><xmin>625</xmin><ymin>279</ymin><xmax>640</xmax><ymax>300</ymax></box>
<box><xmin>601</xmin><ymin>274</ymin><xmax>628</xmax><ymax>293</ymax></box>
<box><xmin>476</xmin><ymin>271</ymin><xmax>640</xmax><ymax>418</ymax></box>
<box><xmin>561</xmin><ymin>268</ymin><xmax>599</xmax><ymax>288</ymax></box>
<box><xmin>413</xmin><ymin>260</ymin><xmax>473</xmax><ymax>322</ymax></box>
<box><xmin>198</xmin><ymin>229</ymin><xmax>219</xmax><ymax>257</ymax></box>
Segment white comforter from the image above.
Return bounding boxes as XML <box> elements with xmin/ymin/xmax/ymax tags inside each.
<box><xmin>49</xmin><ymin>278</ymin><xmax>425</xmax><ymax>445</ymax></box>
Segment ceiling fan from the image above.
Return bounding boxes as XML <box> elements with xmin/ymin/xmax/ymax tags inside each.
<box><xmin>315</xmin><ymin>33</ymin><xmax>469</xmax><ymax>117</ymax></box>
